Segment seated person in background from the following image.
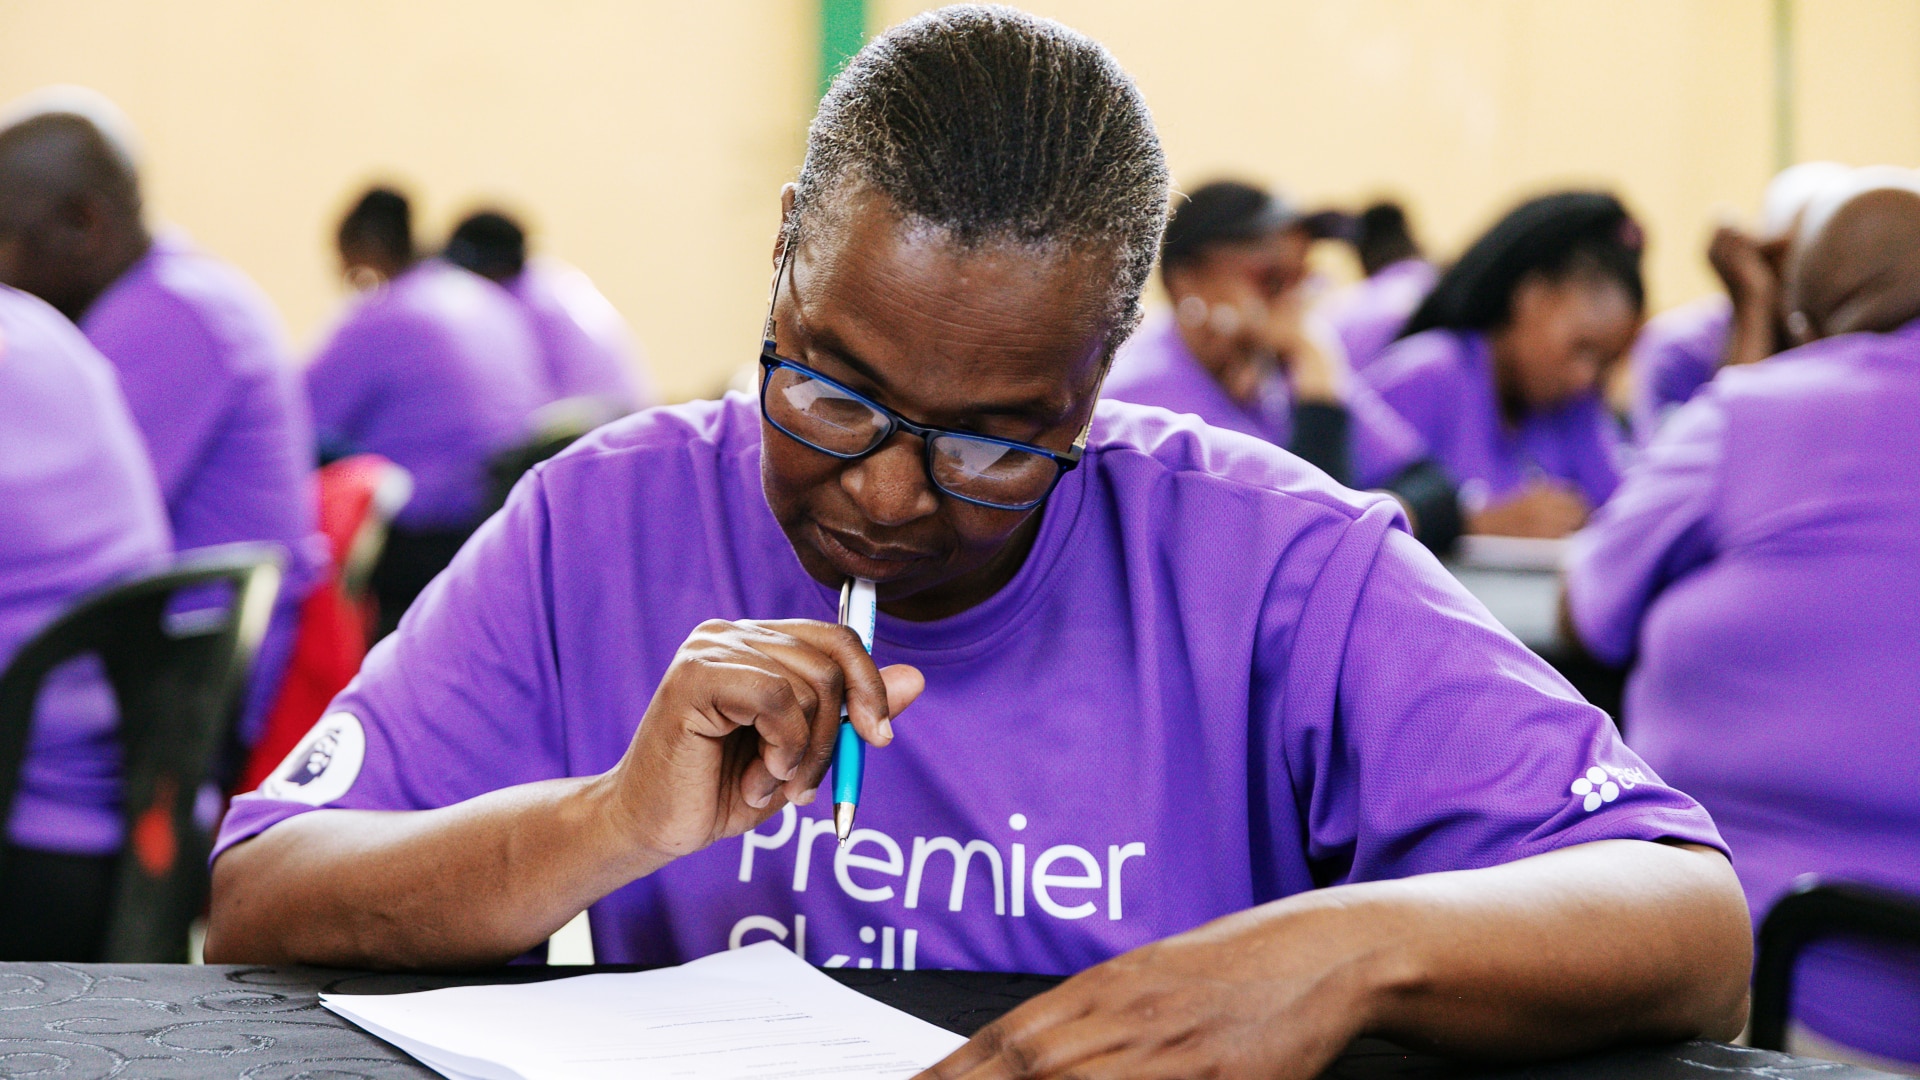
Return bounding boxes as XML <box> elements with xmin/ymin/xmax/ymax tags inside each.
<box><xmin>1629</xmin><ymin>161</ymin><xmax>1851</xmax><ymax>443</ymax></box>
<box><xmin>0</xmin><ymin>89</ymin><xmax>325</xmax><ymax>746</ymax></box>
<box><xmin>1365</xmin><ymin>193</ymin><xmax>1641</xmax><ymax>539</ymax></box>
<box><xmin>444</xmin><ymin>210</ymin><xmax>656</xmax><ymax>415</ymax></box>
<box><xmin>1105</xmin><ymin>182</ymin><xmax>1459</xmax><ymax>550</ymax></box>
<box><xmin>1566</xmin><ymin>169</ymin><xmax>1920</xmax><ymax>1071</ymax></box>
<box><xmin>305</xmin><ymin>195</ymin><xmax>546</xmax><ymax>636</ymax></box>
<box><xmin>1327</xmin><ymin>200</ymin><xmax>1436</xmax><ymax>371</ymax></box>
<box><xmin>208</xmin><ymin>12</ymin><xmax>1751</xmax><ymax>1078</ymax></box>
<box><xmin>336</xmin><ymin>186</ymin><xmax>415</xmax><ymax>294</ymax></box>
<box><xmin>0</xmin><ymin>284</ymin><xmax>171</xmax><ymax>959</ymax></box>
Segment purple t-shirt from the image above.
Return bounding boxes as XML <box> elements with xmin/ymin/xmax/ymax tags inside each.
<box><xmin>0</xmin><ymin>286</ymin><xmax>172</xmax><ymax>854</ymax></box>
<box><xmin>305</xmin><ymin>261</ymin><xmax>547</xmax><ymax>529</ymax></box>
<box><xmin>1566</xmin><ymin>319</ymin><xmax>1920</xmax><ymax>1062</ymax></box>
<box><xmin>1628</xmin><ymin>296</ymin><xmax>1732</xmax><ymax>445</ymax></box>
<box><xmin>80</xmin><ymin>232</ymin><xmax>326</xmax><ymax>740</ymax></box>
<box><xmin>221</xmin><ymin>393</ymin><xmax>1720</xmax><ymax>974</ymax></box>
<box><xmin>1105</xmin><ymin>314</ymin><xmax>1428</xmax><ymax>489</ymax></box>
<box><xmin>1327</xmin><ymin>259</ymin><xmax>1437</xmax><ymax>372</ymax></box>
<box><xmin>508</xmin><ymin>259</ymin><xmax>655</xmax><ymax>412</ymax></box>
<box><xmin>1365</xmin><ymin>329</ymin><xmax>1623</xmax><ymax>511</ymax></box>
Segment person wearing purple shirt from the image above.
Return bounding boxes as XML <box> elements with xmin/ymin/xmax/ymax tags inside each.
<box><xmin>0</xmin><ymin>284</ymin><xmax>171</xmax><ymax>958</ymax></box>
<box><xmin>444</xmin><ymin>210</ymin><xmax>656</xmax><ymax>413</ymax></box>
<box><xmin>0</xmin><ymin>96</ymin><xmax>324</xmax><ymax>744</ymax></box>
<box><xmin>1629</xmin><ymin>162</ymin><xmax>1851</xmax><ymax>444</ymax></box>
<box><xmin>304</xmin><ymin>247</ymin><xmax>546</xmax><ymax>631</ymax></box>
<box><xmin>1628</xmin><ymin>296</ymin><xmax>1731</xmax><ymax>442</ymax></box>
<box><xmin>1366</xmin><ymin>192</ymin><xmax>1642</xmax><ymax>538</ymax></box>
<box><xmin>1327</xmin><ymin>201</ymin><xmax>1437</xmax><ymax>371</ymax></box>
<box><xmin>1567</xmin><ymin>173</ymin><xmax>1920</xmax><ymax>1070</ymax></box>
<box><xmin>1106</xmin><ymin>181</ymin><xmax>1460</xmax><ymax>551</ymax></box>
<box><xmin>209</xmin><ymin>11</ymin><xmax>1751</xmax><ymax>1077</ymax></box>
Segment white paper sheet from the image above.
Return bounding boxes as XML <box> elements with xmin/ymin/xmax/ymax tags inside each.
<box><xmin>322</xmin><ymin>941</ymin><xmax>968</xmax><ymax>1080</ymax></box>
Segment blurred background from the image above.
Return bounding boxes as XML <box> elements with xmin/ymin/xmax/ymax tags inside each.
<box><xmin>1</xmin><ymin>0</ymin><xmax>1915</xmax><ymax>401</ymax></box>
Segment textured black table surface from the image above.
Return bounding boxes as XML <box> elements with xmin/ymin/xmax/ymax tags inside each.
<box><xmin>0</xmin><ymin>962</ymin><xmax>1897</xmax><ymax>1079</ymax></box>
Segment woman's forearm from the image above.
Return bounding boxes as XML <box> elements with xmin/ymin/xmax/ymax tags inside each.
<box><xmin>205</xmin><ymin>774</ymin><xmax>663</xmax><ymax>969</ymax></box>
<box><xmin>1354</xmin><ymin>840</ymin><xmax>1751</xmax><ymax>1056</ymax></box>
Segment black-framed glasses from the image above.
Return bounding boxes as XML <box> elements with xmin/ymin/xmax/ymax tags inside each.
<box><xmin>756</xmin><ymin>246</ymin><xmax>1083</xmax><ymax>511</ymax></box>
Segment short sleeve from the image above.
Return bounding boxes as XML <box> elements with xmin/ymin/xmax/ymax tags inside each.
<box><xmin>1268</xmin><ymin>519</ymin><xmax>1725</xmax><ymax>888</ymax></box>
<box><xmin>1365</xmin><ymin>351</ymin><xmax>1460</xmax><ymax>460</ymax></box>
<box><xmin>1568</xmin><ymin>396</ymin><xmax>1628</xmax><ymax>509</ymax></box>
<box><xmin>1564</xmin><ymin>396</ymin><xmax>1726</xmax><ymax>666</ymax></box>
<box><xmin>88</xmin><ymin>301</ymin><xmax>236</xmax><ymax>506</ymax></box>
<box><xmin>214</xmin><ymin>470</ymin><xmax>569</xmax><ymax>859</ymax></box>
<box><xmin>1345</xmin><ymin>378</ymin><xmax>1429</xmax><ymax>489</ymax></box>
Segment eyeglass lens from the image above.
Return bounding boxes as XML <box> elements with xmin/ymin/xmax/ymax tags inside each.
<box><xmin>764</xmin><ymin>363</ymin><xmax>1059</xmax><ymax>507</ymax></box>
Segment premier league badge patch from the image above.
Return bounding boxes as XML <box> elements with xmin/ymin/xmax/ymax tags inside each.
<box><xmin>259</xmin><ymin>712</ymin><xmax>367</xmax><ymax>806</ymax></box>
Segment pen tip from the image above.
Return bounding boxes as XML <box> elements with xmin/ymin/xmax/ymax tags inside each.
<box><xmin>834</xmin><ymin>802</ymin><xmax>855</xmax><ymax>842</ymax></box>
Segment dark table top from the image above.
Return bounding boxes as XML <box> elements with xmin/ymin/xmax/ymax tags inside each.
<box><xmin>0</xmin><ymin>962</ymin><xmax>1896</xmax><ymax>1079</ymax></box>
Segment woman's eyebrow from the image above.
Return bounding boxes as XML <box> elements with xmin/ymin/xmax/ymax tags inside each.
<box><xmin>805</xmin><ymin>324</ymin><xmax>1066</xmax><ymax>424</ymax></box>
<box><xmin>804</xmin><ymin>326</ymin><xmax>893</xmax><ymax>392</ymax></box>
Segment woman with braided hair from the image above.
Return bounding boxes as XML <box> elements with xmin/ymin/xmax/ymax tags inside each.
<box><xmin>209</xmin><ymin>9</ymin><xmax>1748</xmax><ymax>1077</ymax></box>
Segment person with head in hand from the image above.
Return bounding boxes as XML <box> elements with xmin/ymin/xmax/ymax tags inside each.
<box><xmin>1567</xmin><ymin>168</ymin><xmax>1920</xmax><ymax>1072</ymax></box>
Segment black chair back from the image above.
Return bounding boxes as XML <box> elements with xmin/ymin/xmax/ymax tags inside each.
<box><xmin>482</xmin><ymin>395</ymin><xmax>625</xmax><ymax>517</ymax></box>
<box><xmin>0</xmin><ymin>544</ymin><xmax>282</xmax><ymax>961</ymax></box>
<box><xmin>1750</xmin><ymin>876</ymin><xmax>1920</xmax><ymax>1050</ymax></box>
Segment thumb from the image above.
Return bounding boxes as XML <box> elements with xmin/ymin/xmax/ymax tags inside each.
<box><xmin>877</xmin><ymin>664</ymin><xmax>926</xmax><ymax>741</ymax></box>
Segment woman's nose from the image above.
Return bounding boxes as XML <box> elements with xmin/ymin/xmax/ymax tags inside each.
<box><xmin>841</xmin><ymin>434</ymin><xmax>941</xmax><ymax>526</ymax></box>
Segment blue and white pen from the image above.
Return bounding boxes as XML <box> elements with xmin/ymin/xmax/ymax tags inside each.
<box><xmin>833</xmin><ymin>577</ymin><xmax>878</xmax><ymax>844</ymax></box>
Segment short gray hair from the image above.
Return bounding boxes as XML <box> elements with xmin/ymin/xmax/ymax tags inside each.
<box><xmin>791</xmin><ymin>5</ymin><xmax>1169</xmax><ymax>351</ymax></box>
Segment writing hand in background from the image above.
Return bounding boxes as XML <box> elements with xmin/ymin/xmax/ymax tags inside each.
<box><xmin>1466</xmin><ymin>480</ymin><xmax>1590</xmax><ymax>538</ymax></box>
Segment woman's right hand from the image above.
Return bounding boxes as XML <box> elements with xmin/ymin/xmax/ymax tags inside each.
<box><xmin>606</xmin><ymin>619</ymin><xmax>924</xmax><ymax>864</ymax></box>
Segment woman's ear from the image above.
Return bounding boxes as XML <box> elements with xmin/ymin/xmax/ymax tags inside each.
<box><xmin>774</xmin><ymin>184</ymin><xmax>798</xmax><ymax>266</ymax></box>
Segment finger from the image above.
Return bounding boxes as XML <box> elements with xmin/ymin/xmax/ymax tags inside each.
<box><xmin>920</xmin><ymin>983</ymin><xmax>1099</xmax><ymax>1080</ymax></box>
<box><xmin>703</xmin><ymin>662</ymin><xmax>814</xmax><ymax>784</ymax></box>
<box><xmin>759</xmin><ymin>621</ymin><xmax>894</xmax><ymax>744</ymax></box>
<box><xmin>927</xmin><ymin>1016</ymin><xmax>1131</xmax><ymax>1080</ymax></box>
<box><xmin>880</xmin><ymin>664</ymin><xmax>925</xmax><ymax>734</ymax></box>
<box><xmin>737</xmin><ymin>753</ymin><xmax>782</xmax><ymax>810</ymax></box>
<box><xmin>731</xmin><ymin>629</ymin><xmax>845</xmax><ymax>794</ymax></box>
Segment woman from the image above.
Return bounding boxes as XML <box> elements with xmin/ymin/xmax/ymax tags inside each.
<box><xmin>1106</xmin><ymin>181</ymin><xmax>1459</xmax><ymax>550</ymax></box>
<box><xmin>1567</xmin><ymin>171</ymin><xmax>1920</xmax><ymax>1071</ymax></box>
<box><xmin>208</xmin><ymin>9</ymin><xmax>1748</xmax><ymax>1078</ymax></box>
<box><xmin>1365</xmin><ymin>193</ymin><xmax>1642</xmax><ymax>538</ymax></box>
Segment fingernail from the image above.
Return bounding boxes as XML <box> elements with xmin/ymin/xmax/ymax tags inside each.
<box><xmin>795</xmin><ymin>787</ymin><xmax>818</xmax><ymax>805</ymax></box>
<box><xmin>878</xmin><ymin>719</ymin><xmax>895</xmax><ymax>743</ymax></box>
<box><xmin>747</xmin><ymin>788</ymin><xmax>771</xmax><ymax>809</ymax></box>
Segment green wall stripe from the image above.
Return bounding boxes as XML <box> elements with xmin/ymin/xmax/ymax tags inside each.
<box><xmin>819</xmin><ymin>0</ymin><xmax>868</xmax><ymax>100</ymax></box>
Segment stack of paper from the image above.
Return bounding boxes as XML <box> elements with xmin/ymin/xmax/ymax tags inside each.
<box><xmin>322</xmin><ymin>941</ymin><xmax>967</xmax><ymax>1080</ymax></box>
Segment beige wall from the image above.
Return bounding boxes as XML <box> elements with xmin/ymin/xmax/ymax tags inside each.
<box><xmin>0</xmin><ymin>1</ymin><xmax>812</xmax><ymax>402</ymax></box>
<box><xmin>2</xmin><ymin>2</ymin><xmax>1915</xmax><ymax>401</ymax></box>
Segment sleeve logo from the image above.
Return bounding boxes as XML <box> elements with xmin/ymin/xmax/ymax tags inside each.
<box><xmin>1570</xmin><ymin>764</ymin><xmax>1652</xmax><ymax>812</ymax></box>
<box><xmin>257</xmin><ymin>713</ymin><xmax>366</xmax><ymax>807</ymax></box>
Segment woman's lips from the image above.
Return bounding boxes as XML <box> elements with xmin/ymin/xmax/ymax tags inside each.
<box><xmin>810</xmin><ymin>522</ymin><xmax>936</xmax><ymax>582</ymax></box>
